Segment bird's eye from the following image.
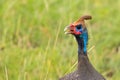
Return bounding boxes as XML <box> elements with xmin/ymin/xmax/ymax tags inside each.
<box><xmin>76</xmin><ymin>24</ymin><xmax>82</xmax><ymax>29</ymax></box>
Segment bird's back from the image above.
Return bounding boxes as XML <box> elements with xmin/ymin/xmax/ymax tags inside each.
<box><xmin>60</xmin><ymin>54</ymin><xmax>105</xmax><ymax>80</ymax></box>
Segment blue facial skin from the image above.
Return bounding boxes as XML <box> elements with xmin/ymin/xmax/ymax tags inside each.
<box><xmin>82</xmin><ymin>29</ymin><xmax>88</xmax><ymax>54</ymax></box>
<box><xmin>76</xmin><ymin>25</ymin><xmax>83</xmax><ymax>33</ymax></box>
<box><xmin>76</xmin><ymin>26</ymin><xmax>88</xmax><ymax>54</ymax></box>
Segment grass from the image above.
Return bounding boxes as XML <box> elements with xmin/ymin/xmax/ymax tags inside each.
<box><xmin>0</xmin><ymin>0</ymin><xmax>120</xmax><ymax>80</ymax></box>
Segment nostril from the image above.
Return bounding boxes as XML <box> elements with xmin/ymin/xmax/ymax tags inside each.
<box><xmin>71</xmin><ymin>30</ymin><xmax>74</xmax><ymax>31</ymax></box>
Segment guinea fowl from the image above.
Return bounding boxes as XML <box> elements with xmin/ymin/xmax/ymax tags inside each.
<box><xmin>60</xmin><ymin>15</ymin><xmax>105</xmax><ymax>80</ymax></box>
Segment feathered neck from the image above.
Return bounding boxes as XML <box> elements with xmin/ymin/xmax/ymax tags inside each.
<box><xmin>75</xmin><ymin>28</ymin><xmax>90</xmax><ymax>70</ymax></box>
<box><xmin>75</xmin><ymin>28</ymin><xmax>88</xmax><ymax>55</ymax></box>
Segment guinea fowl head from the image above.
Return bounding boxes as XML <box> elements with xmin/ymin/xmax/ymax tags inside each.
<box><xmin>64</xmin><ymin>15</ymin><xmax>92</xmax><ymax>54</ymax></box>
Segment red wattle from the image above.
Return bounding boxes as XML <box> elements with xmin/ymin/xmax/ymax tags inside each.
<box><xmin>75</xmin><ymin>31</ymin><xmax>81</xmax><ymax>35</ymax></box>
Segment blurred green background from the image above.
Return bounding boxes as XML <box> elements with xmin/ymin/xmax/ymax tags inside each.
<box><xmin>0</xmin><ymin>0</ymin><xmax>120</xmax><ymax>80</ymax></box>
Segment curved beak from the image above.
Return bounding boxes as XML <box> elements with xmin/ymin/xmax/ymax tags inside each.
<box><xmin>64</xmin><ymin>26</ymin><xmax>71</xmax><ymax>34</ymax></box>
